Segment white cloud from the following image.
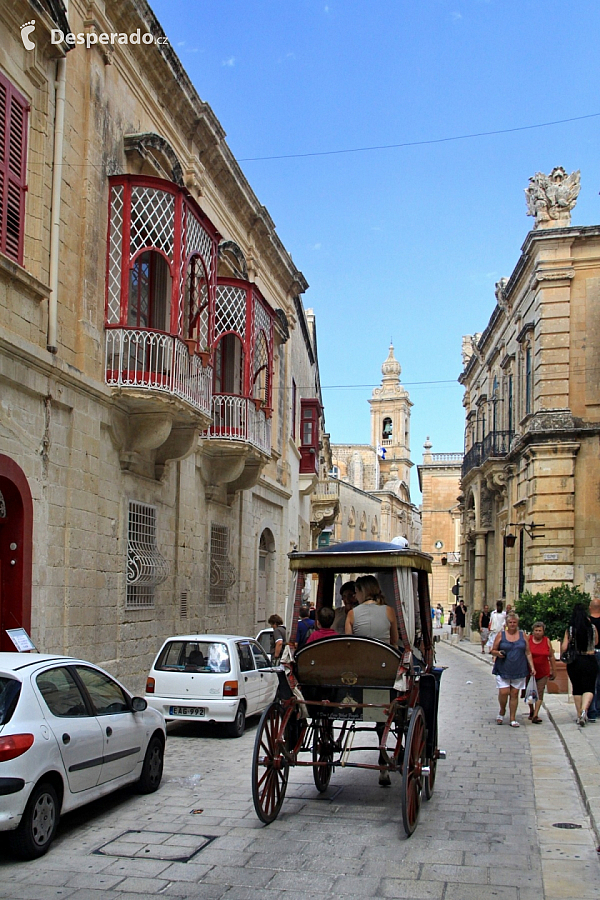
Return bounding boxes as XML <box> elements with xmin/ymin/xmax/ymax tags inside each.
<box><xmin>451</xmin><ymin>11</ymin><xmax>462</xmax><ymax>19</ymax></box>
<box><xmin>222</xmin><ymin>56</ymin><xmax>235</xmax><ymax>67</ymax></box>
<box><xmin>313</xmin><ymin>243</ymin><xmax>322</xmax><ymax>251</ymax></box>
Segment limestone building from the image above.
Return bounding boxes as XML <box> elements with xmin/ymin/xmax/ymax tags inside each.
<box><xmin>331</xmin><ymin>345</ymin><xmax>421</xmax><ymax>547</ymax></box>
<box><xmin>0</xmin><ymin>0</ymin><xmax>328</xmax><ymax>687</ymax></box>
<box><xmin>459</xmin><ymin>167</ymin><xmax>600</xmax><ymax>609</ymax></box>
<box><xmin>417</xmin><ymin>439</ymin><xmax>462</xmax><ymax>610</ymax></box>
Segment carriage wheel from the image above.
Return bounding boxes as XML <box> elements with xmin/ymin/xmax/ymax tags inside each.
<box><xmin>312</xmin><ymin>719</ymin><xmax>334</xmax><ymax>793</ymax></box>
<box><xmin>401</xmin><ymin>706</ymin><xmax>426</xmax><ymax>837</ymax></box>
<box><xmin>424</xmin><ymin>723</ymin><xmax>438</xmax><ymax>801</ymax></box>
<box><xmin>252</xmin><ymin>702</ymin><xmax>290</xmax><ymax>824</ymax></box>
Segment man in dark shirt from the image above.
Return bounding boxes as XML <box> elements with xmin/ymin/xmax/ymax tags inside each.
<box><xmin>587</xmin><ymin>597</ymin><xmax>600</xmax><ymax>721</ymax></box>
<box><xmin>455</xmin><ymin>600</ymin><xmax>467</xmax><ymax>641</ymax></box>
<box><xmin>296</xmin><ymin>606</ymin><xmax>314</xmax><ymax>650</ymax></box>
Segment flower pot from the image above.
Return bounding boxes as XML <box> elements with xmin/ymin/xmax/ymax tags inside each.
<box><xmin>547</xmin><ymin>658</ymin><xmax>569</xmax><ymax>694</ymax></box>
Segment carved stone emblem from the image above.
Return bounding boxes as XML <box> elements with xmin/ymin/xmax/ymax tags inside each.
<box><xmin>525</xmin><ymin>167</ymin><xmax>581</xmax><ymax>229</ymax></box>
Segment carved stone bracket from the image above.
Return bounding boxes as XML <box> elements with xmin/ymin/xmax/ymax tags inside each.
<box><xmin>109</xmin><ymin>408</ymin><xmax>200</xmax><ymax>480</ymax></box>
<box><xmin>198</xmin><ymin>441</ymin><xmax>269</xmax><ymax>503</ymax></box>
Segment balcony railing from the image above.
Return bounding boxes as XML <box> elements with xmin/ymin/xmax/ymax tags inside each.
<box><xmin>203</xmin><ymin>394</ymin><xmax>271</xmax><ymax>456</ymax></box>
<box><xmin>431</xmin><ymin>452</ymin><xmax>463</xmax><ymax>463</ymax></box>
<box><xmin>312</xmin><ymin>479</ymin><xmax>340</xmax><ymax>502</ymax></box>
<box><xmin>462</xmin><ymin>430</ymin><xmax>513</xmax><ymax>478</ymax></box>
<box><xmin>105</xmin><ymin>328</ymin><xmax>212</xmax><ymax>417</ymax></box>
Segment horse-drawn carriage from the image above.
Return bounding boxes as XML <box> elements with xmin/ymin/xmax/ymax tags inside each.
<box><xmin>251</xmin><ymin>540</ymin><xmax>445</xmax><ymax>837</ymax></box>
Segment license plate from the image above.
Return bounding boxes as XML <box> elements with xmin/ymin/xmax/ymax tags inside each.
<box><xmin>170</xmin><ymin>706</ymin><xmax>205</xmax><ymax>717</ymax></box>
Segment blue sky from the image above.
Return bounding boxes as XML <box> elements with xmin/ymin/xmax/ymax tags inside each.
<box><xmin>151</xmin><ymin>0</ymin><xmax>600</xmax><ymax>498</ymax></box>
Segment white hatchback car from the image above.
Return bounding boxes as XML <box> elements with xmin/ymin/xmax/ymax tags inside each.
<box><xmin>145</xmin><ymin>634</ymin><xmax>279</xmax><ymax>737</ymax></box>
<box><xmin>0</xmin><ymin>653</ymin><xmax>166</xmax><ymax>860</ymax></box>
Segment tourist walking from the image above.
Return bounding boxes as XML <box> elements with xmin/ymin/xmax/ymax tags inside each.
<box><xmin>486</xmin><ymin>600</ymin><xmax>506</xmax><ymax>651</ymax></box>
<box><xmin>455</xmin><ymin>600</ymin><xmax>467</xmax><ymax>641</ymax></box>
<box><xmin>479</xmin><ymin>604</ymin><xmax>491</xmax><ymax>654</ymax></box>
<box><xmin>587</xmin><ymin>596</ymin><xmax>600</xmax><ymax>722</ymax></box>
<box><xmin>491</xmin><ymin>612</ymin><xmax>535</xmax><ymax>727</ymax></box>
<box><xmin>561</xmin><ymin>603</ymin><xmax>599</xmax><ymax>727</ymax></box>
<box><xmin>527</xmin><ymin>621</ymin><xmax>556</xmax><ymax>723</ymax></box>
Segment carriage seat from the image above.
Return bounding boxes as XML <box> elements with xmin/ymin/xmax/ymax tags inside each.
<box><xmin>294</xmin><ymin>635</ymin><xmax>402</xmax><ymax>688</ymax></box>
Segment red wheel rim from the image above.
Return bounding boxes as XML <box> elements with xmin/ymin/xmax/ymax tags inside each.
<box><xmin>252</xmin><ymin>704</ymin><xmax>289</xmax><ymax>823</ymax></box>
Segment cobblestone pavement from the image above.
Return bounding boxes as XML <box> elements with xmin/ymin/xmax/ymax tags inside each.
<box><xmin>1</xmin><ymin>642</ymin><xmax>598</xmax><ymax>899</ymax></box>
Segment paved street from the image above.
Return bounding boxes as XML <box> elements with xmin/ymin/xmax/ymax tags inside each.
<box><xmin>1</xmin><ymin>642</ymin><xmax>598</xmax><ymax>899</ymax></box>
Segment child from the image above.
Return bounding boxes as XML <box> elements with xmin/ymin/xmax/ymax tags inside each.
<box><xmin>306</xmin><ymin>606</ymin><xmax>338</xmax><ymax>644</ymax></box>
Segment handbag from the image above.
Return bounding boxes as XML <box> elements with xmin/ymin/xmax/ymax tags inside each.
<box><xmin>560</xmin><ymin>628</ymin><xmax>577</xmax><ymax>664</ymax></box>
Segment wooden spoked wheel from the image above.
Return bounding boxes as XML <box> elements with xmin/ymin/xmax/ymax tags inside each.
<box><xmin>312</xmin><ymin>719</ymin><xmax>334</xmax><ymax>793</ymax></box>
<box><xmin>252</xmin><ymin>702</ymin><xmax>290</xmax><ymax>824</ymax></box>
<box><xmin>401</xmin><ymin>706</ymin><xmax>426</xmax><ymax>837</ymax></box>
<box><xmin>424</xmin><ymin>723</ymin><xmax>437</xmax><ymax>801</ymax></box>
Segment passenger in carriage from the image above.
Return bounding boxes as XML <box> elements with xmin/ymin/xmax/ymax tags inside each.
<box><xmin>345</xmin><ymin>575</ymin><xmax>399</xmax><ymax>647</ymax></box>
<box><xmin>306</xmin><ymin>607</ymin><xmax>338</xmax><ymax>644</ymax></box>
<box><xmin>333</xmin><ymin>581</ymin><xmax>358</xmax><ymax>634</ymax></box>
<box><xmin>345</xmin><ymin>575</ymin><xmax>400</xmax><ymax>787</ymax></box>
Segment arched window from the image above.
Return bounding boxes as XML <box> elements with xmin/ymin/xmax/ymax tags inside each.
<box><xmin>183</xmin><ymin>255</ymin><xmax>209</xmax><ymax>349</ymax></box>
<box><xmin>382</xmin><ymin>417</ymin><xmax>393</xmax><ymax>440</ymax></box>
<box><xmin>214</xmin><ymin>334</ymin><xmax>244</xmax><ymax>395</ymax></box>
<box><xmin>253</xmin><ymin>331</ymin><xmax>269</xmax><ymax>404</ymax></box>
<box><xmin>128</xmin><ymin>250</ymin><xmax>171</xmax><ymax>331</ymax></box>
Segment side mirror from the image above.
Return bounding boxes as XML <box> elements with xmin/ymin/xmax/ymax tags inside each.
<box><xmin>131</xmin><ymin>696</ymin><xmax>147</xmax><ymax>712</ymax></box>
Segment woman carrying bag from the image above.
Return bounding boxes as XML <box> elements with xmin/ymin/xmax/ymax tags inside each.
<box><xmin>561</xmin><ymin>603</ymin><xmax>599</xmax><ymax>727</ymax></box>
<box><xmin>491</xmin><ymin>612</ymin><xmax>535</xmax><ymax>727</ymax></box>
<box><xmin>527</xmin><ymin>621</ymin><xmax>556</xmax><ymax>723</ymax></box>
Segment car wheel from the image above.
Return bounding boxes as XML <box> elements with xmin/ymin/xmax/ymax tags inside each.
<box><xmin>226</xmin><ymin>702</ymin><xmax>246</xmax><ymax>738</ymax></box>
<box><xmin>137</xmin><ymin>734</ymin><xmax>164</xmax><ymax>793</ymax></box>
<box><xmin>8</xmin><ymin>781</ymin><xmax>60</xmax><ymax>860</ymax></box>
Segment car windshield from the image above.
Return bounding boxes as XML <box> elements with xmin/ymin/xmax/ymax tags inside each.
<box><xmin>156</xmin><ymin>641</ymin><xmax>231</xmax><ymax>673</ymax></box>
<box><xmin>0</xmin><ymin>676</ymin><xmax>21</xmax><ymax>725</ymax></box>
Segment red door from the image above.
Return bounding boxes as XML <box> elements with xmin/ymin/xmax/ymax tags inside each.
<box><xmin>0</xmin><ymin>456</ymin><xmax>32</xmax><ymax>651</ymax></box>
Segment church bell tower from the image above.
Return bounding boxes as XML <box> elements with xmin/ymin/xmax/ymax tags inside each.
<box><xmin>369</xmin><ymin>344</ymin><xmax>413</xmax><ymax>492</ymax></box>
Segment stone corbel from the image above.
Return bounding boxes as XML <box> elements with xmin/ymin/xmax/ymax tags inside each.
<box><xmin>109</xmin><ymin>409</ymin><xmax>199</xmax><ymax>479</ymax></box>
<box><xmin>154</xmin><ymin>426</ymin><xmax>200</xmax><ymax>480</ymax></box>
<box><xmin>198</xmin><ymin>443</ymin><xmax>268</xmax><ymax>503</ymax></box>
<box><xmin>84</xmin><ymin>3</ymin><xmax>115</xmax><ymax>64</ymax></box>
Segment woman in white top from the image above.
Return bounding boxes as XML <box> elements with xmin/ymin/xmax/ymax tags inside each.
<box><xmin>345</xmin><ymin>575</ymin><xmax>399</xmax><ymax>645</ymax></box>
<box><xmin>345</xmin><ymin>574</ymin><xmax>399</xmax><ymax>787</ymax></box>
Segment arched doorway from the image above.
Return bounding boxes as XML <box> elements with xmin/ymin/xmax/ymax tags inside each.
<box><xmin>257</xmin><ymin>529</ymin><xmax>275</xmax><ymax>626</ymax></box>
<box><xmin>0</xmin><ymin>456</ymin><xmax>33</xmax><ymax>650</ymax></box>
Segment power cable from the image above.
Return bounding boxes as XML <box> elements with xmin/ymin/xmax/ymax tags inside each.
<box><xmin>238</xmin><ymin>112</ymin><xmax>600</xmax><ymax>162</ymax></box>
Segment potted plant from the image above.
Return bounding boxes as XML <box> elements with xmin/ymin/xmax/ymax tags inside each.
<box><xmin>516</xmin><ymin>584</ymin><xmax>591</xmax><ymax>693</ymax></box>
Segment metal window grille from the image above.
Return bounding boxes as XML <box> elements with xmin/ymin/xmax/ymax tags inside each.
<box><xmin>126</xmin><ymin>501</ymin><xmax>169</xmax><ymax>609</ymax></box>
<box><xmin>253</xmin><ymin>331</ymin><xmax>269</xmax><ymax>402</ymax></box>
<box><xmin>209</xmin><ymin>524</ymin><xmax>236</xmax><ymax>606</ymax></box>
<box><xmin>129</xmin><ymin>187</ymin><xmax>174</xmax><ymax>259</ymax></box>
<box><xmin>215</xmin><ymin>285</ymin><xmax>246</xmax><ymax>339</ymax></box>
<box><xmin>107</xmin><ymin>184</ymin><xmax>124</xmax><ymax>324</ymax></box>
<box><xmin>0</xmin><ymin>490</ymin><xmax>5</xmax><ymax>518</ymax></box>
<box><xmin>185</xmin><ymin>207</ymin><xmax>213</xmax><ymax>272</ymax></box>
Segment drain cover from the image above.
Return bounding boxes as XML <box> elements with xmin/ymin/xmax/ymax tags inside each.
<box><xmin>552</xmin><ymin>823</ymin><xmax>583</xmax><ymax>829</ymax></box>
<box><xmin>96</xmin><ymin>831</ymin><xmax>216</xmax><ymax>862</ymax></box>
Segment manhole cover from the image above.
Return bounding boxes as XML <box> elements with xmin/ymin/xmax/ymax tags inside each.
<box><xmin>552</xmin><ymin>823</ymin><xmax>583</xmax><ymax>829</ymax></box>
<box><xmin>96</xmin><ymin>831</ymin><xmax>216</xmax><ymax>862</ymax></box>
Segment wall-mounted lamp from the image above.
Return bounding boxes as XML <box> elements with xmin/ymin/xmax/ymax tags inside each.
<box><xmin>504</xmin><ymin>534</ymin><xmax>516</xmax><ymax>548</ymax></box>
<box><xmin>441</xmin><ymin>555</ymin><xmax>448</xmax><ymax>566</ymax></box>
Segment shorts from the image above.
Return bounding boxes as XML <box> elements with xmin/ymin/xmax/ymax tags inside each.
<box><xmin>480</xmin><ymin>628</ymin><xmax>490</xmax><ymax>642</ymax></box>
<box><xmin>496</xmin><ymin>675</ymin><xmax>526</xmax><ymax>691</ymax></box>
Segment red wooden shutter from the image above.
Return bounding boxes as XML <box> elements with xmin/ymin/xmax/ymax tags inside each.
<box><xmin>0</xmin><ymin>73</ymin><xmax>28</xmax><ymax>264</ymax></box>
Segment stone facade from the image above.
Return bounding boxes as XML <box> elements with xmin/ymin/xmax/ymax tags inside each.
<box><xmin>330</xmin><ymin>345</ymin><xmax>421</xmax><ymax>547</ymax></box>
<box><xmin>458</xmin><ymin>168</ymin><xmax>600</xmax><ymax>609</ymax></box>
<box><xmin>0</xmin><ymin>0</ymin><xmax>324</xmax><ymax>689</ymax></box>
<box><xmin>417</xmin><ymin>440</ymin><xmax>462</xmax><ymax>611</ymax></box>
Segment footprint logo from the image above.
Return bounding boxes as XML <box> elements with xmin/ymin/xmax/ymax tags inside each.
<box><xmin>20</xmin><ymin>20</ymin><xmax>36</xmax><ymax>51</ymax></box>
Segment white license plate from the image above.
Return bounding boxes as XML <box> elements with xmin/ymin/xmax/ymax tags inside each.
<box><xmin>170</xmin><ymin>706</ymin><xmax>205</xmax><ymax>717</ymax></box>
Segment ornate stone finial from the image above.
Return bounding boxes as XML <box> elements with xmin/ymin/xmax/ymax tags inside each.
<box><xmin>381</xmin><ymin>343</ymin><xmax>401</xmax><ymax>383</ymax></box>
<box><xmin>423</xmin><ymin>436</ymin><xmax>433</xmax><ymax>463</ymax></box>
<box><xmin>525</xmin><ymin>166</ymin><xmax>581</xmax><ymax>229</ymax></box>
<box><xmin>423</xmin><ymin>436</ymin><xmax>432</xmax><ymax>451</ymax></box>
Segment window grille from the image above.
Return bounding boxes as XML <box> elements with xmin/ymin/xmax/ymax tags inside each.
<box><xmin>0</xmin><ymin>490</ymin><xmax>5</xmax><ymax>518</ymax></box>
<box><xmin>0</xmin><ymin>73</ymin><xmax>29</xmax><ymax>264</ymax></box>
<box><xmin>215</xmin><ymin>285</ymin><xmax>246</xmax><ymax>339</ymax></box>
<box><xmin>107</xmin><ymin>184</ymin><xmax>124</xmax><ymax>324</ymax></box>
<box><xmin>126</xmin><ymin>501</ymin><xmax>169</xmax><ymax>609</ymax></box>
<box><xmin>209</xmin><ymin>524</ymin><xmax>236</xmax><ymax>606</ymax></box>
<box><xmin>129</xmin><ymin>186</ymin><xmax>174</xmax><ymax>259</ymax></box>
